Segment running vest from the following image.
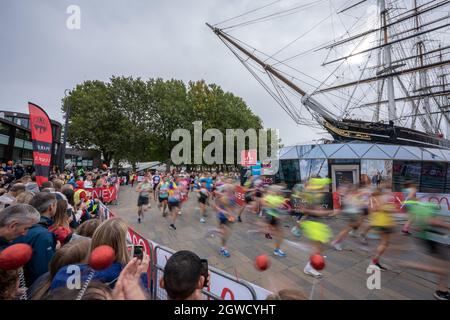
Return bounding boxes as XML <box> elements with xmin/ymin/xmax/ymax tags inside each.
<box><xmin>159</xmin><ymin>183</ymin><xmax>169</xmax><ymax>198</ymax></box>
<box><xmin>409</xmin><ymin>201</ymin><xmax>440</xmax><ymax>240</ymax></box>
<box><xmin>371</xmin><ymin>203</ymin><xmax>395</xmax><ymax>227</ymax></box>
<box><xmin>139</xmin><ymin>182</ymin><xmax>152</xmax><ymax>198</ymax></box>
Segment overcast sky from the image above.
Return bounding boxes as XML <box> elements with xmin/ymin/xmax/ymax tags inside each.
<box><xmin>0</xmin><ymin>0</ymin><xmax>417</xmax><ymax>146</ymax></box>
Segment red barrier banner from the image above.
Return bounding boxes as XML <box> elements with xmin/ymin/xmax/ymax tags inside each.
<box><xmin>78</xmin><ymin>186</ymin><xmax>118</xmax><ymax>202</ymax></box>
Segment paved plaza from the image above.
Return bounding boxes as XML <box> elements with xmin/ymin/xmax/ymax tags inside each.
<box><xmin>109</xmin><ymin>185</ymin><xmax>448</xmax><ymax>300</ymax></box>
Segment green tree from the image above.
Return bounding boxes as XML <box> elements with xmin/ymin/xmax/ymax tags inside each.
<box><xmin>62</xmin><ymin>80</ymin><xmax>123</xmax><ymax>165</ymax></box>
<box><xmin>108</xmin><ymin>76</ymin><xmax>156</xmax><ymax>168</ymax></box>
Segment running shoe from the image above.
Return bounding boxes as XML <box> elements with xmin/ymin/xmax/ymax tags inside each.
<box><xmin>169</xmin><ymin>224</ymin><xmax>176</xmax><ymax>230</ymax></box>
<box><xmin>434</xmin><ymin>290</ymin><xmax>449</xmax><ymax>300</ymax></box>
<box><xmin>370</xmin><ymin>262</ymin><xmax>387</xmax><ymax>271</ymax></box>
<box><xmin>220</xmin><ymin>248</ymin><xmax>230</xmax><ymax>257</ymax></box>
<box><xmin>238</xmin><ymin>216</ymin><xmax>242</xmax><ymax>222</ymax></box>
<box><xmin>360</xmin><ymin>235</ymin><xmax>368</xmax><ymax>245</ymax></box>
<box><xmin>178</xmin><ymin>211</ymin><xmax>182</xmax><ymax>215</ymax></box>
<box><xmin>138</xmin><ymin>217</ymin><xmax>141</xmax><ymax>224</ymax></box>
<box><xmin>303</xmin><ymin>262</ymin><xmax>322</xmax><ymax>277</ymax></box>
<box><xmin>265</xmin><ymin>233</ymin><xmax>273</xmax><ymax>239</ymax></box>
<box><xmin>273</xmin><ymin>248</ymin><xmax>287</xmax><ymax>257</ymax></box>
<box><xmin>349</xmin><ymin>229</ymin><xmax>359</xmax><ymax>238</ymax></box>
<box><xmin>200</xmin><ymin>217</ymin><xmax>206</xmax><ymax>223</ymax></box>
<box><xmin>331</xmin><ymin>240</ymin><xmax>343</xmax><ymax>251</ymax></box>
<box><xmin>401</xmin><ymin>229</ymin><xmax>412</xmax><ymax>236</ymax></box>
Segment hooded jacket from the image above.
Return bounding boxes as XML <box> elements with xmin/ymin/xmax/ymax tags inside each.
<box><xmin>12</xmin><ymin>216</ymin><xmax>57</xmax><ymax>287</ymax></box>
<box><xmin>50</xmin><ymin>262</ymin><xmax>149</xmax><ymax>291</ymax></box>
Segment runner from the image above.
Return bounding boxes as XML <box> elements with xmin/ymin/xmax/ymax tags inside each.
<box><xmin>367</xmin><ymin>188</ymin><xmax>396</xmax><ymax>271</ymax></box>
<box><xmin>135</xmin><ymin>174</ymin><xmax>152</xmax><ymax>224</ymax></box>
<box><xmin>237</xmin><ymin>176</ymin><xmax>257</xmax><ymax>222</ymax></box>
<box><xmin>401</xmin><ymin>181</ymin><xmax>417</xmax><ymax>235</ymax></box>
<box><xmin>399</xmin><ymin>200</ymin><xmax>450</xmax><ymax>300</ymax></box>
<box><xmin>261</xmin><ymin>185</ymin><xmax>288</xmax><ymax>257</ymax></box>
<box><xmin>152</xmin><ymin>172</ymin><xmax>161</xmax><ymax>201</ymax></box>
<box><xmin>298</xmin><ymin>178</ymin><xmax>334</xmax><ymax>277</ymax></box>
<box><xmin>211</xmin><ymin>183</ymin><xmax>236</xmax><ymax>258</ymax></box>
<box><xmin>167</xmin><ymin>178</ymin><xmax>181</xmax><ymax>230</ymax></box>
<box><xmin>196</xmin><ymin>179</ymin><xmax>210</xmax><ymax>223</ymax></box>
<box><xmin>157</xmin><ymin>177</ymin><xmax>170</xmax><ymax>217</ymax></box>
<box><xmin>330</xmin><ymin>183</ymin><xmax>366</xmax><ymax>251</ymax></box>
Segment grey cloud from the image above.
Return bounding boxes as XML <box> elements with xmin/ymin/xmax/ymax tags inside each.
<box><xmin>0</xmin><ymin>0</ymin><xmax>335</xmax><ymax>145</ymax></box>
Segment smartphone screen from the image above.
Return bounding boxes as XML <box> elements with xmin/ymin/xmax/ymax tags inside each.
<box><xmin>200</xmin><ymin>259</ymin><xmax>209</xmax><ymax>287</ymax></box>
<box><xmin>133</xmin><ymin>245</ymin><xmax>144</xmax><ymax>260</ymax></box>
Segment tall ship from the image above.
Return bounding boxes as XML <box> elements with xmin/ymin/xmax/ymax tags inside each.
<box><xmin>207</xmin><ymin>0</ymin><xmax>450</xmax><ymax>149</ymax></box>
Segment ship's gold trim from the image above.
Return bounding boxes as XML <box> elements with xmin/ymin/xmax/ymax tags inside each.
<box><xmin>324</xmin><ymin>121</ymin><xmax>371</xmax><ymax>140</ymax></box>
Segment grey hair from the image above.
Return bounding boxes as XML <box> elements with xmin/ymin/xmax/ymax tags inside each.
<box><xmin>0</xmin><ymin>204</ymin><xmax>40</xmax><ymax>227</ymax></box>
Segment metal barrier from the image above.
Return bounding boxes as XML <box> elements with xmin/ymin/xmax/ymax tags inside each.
<box><xmin>152</xmin><ymin>244</ymin><xmax>258</xmax><ymax>300</ymax></box>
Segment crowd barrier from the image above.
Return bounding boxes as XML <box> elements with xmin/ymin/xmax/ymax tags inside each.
<box><xmin>78</xmin><ymin>182</ymin><xmax>121</xmax><ymax>204</ymax></box>
<box><xmin>97</xmin><ymin>200</ymin><xmax>273</xmax><ymax>300</ymax></box>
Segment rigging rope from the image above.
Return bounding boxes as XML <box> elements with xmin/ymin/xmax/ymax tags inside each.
<box><xmin>213</xmin><ymin>0</ymin><xmax>282</xmax><ymax>27</ymax></box>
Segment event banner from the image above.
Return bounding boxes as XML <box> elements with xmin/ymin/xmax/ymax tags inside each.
<box><xmin>28</xmin><ymin>102</ymin><xmax>53</xmax><ymax>186</ymax></box>
<box><xmin>81</xmin><ymin>186</ymin><xmax>118</xmax><ymax>203</ymax></box>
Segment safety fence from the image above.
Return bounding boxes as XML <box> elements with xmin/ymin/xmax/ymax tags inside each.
<box><xmin>97</xmin><ymin>200</ymin><xmax>273</xmax><ymax>300</ymax></box>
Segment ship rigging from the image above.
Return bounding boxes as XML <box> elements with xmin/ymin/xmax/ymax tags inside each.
<box><xmin>207</xmin><ymin>0</ymin><xmax>450</xmax><ymax>149</ymax></box>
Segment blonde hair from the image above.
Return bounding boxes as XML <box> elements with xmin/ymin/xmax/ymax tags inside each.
<box><xmin>76</xmin><ymin>219</ymin><xmax>101</xmax><ymax>238</ymax></box>
<box><xmin>31</xmin><ymin>238</ymin><xmax>91</xmax><ymax>300</ymax></box>
<box><xmin>90</xmin><ymin>218</ymin><xmax>130</xmax><ymax>265</ymax></box>
<box><xmin>52</xmin><ymin>199</ymin><xmax>70</xmax><ymax>229</ymax></box>
<box><xmin>15</xmin><ymin>191</ymin><xmax>34</xmax><ymax>204</ymax></box>
<box><xmin>52</xmin><ymin>179</ymin><xmax>64</xmax><ymax>192</ymax></box>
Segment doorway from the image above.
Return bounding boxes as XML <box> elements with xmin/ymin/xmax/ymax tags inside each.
<box><xmin>331</xmin><ymin>164</ymin><xmax>359</xmax><ymax>193</ymax></box>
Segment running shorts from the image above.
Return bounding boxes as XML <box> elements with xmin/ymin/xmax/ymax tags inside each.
<box><xmin>137</xmin><ymin>196</ymin><xmax>149</xmax><ymax>206</ymax></box>
<box><xmin>218</xmin><ymin>212</ymin><xmax>228</xmax><ymax>225</ymax></box>
<box><xmin>159</xmin><ymin>196</ymin><xmax>168</xmax><ymax>203</ymax></box>
<box><xmin>373</xmin><ymin>226</ymin><xmax>394</xmax><ymax>234</ymax></box>
<box><xmin>168</xmin><ymin>201</ymin><xmax>180</xmax><ymax>211</ymax></box>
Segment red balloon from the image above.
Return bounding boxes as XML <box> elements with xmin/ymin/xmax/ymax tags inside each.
<box><xmin>310</xmin><ymin>254</ymin><xmax>325</xmax><ymax>271</ymax></box>
<box><xmin>89</xmin><ymin>245</ymin><xmax>115</xmax><ymax>271</ymax></box>
<box><xmin>255</xmin><ymin>254</ymin><xmax>270</xmax><ymax>271</ymax></box>
<box><xmin>0</xmin><ymin>244</ymin><xmax>33</xmax><ymax>270</ymax></box>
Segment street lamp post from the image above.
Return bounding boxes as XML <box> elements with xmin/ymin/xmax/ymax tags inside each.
<box><xmin>59</xmin><ymin>89</ymin><xmax>71</xmax><ymax>172</ymax></box>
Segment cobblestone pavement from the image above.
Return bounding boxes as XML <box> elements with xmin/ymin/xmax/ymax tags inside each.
<box><xmin>108</xmin><ymin>185</ymin><xmax>448</xmax><ymax>300</ymax></box>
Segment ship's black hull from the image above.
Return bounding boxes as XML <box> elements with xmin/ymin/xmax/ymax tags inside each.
<box><xmin>323</xmin><ymin>118</ymin><xmax>450</xmax><ymax>149</ymax></box>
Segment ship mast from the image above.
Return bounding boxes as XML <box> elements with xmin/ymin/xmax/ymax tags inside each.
<box><xmin>414</xmin><ymin>0</ymin><xmax>440</xmax><ymax>133</ymax></box>
<box><xmin>380</xmin><ymin>0</ymin><xmax>397</xmax><ymax>122</ymax></box>
<box><xmin>205</xmin><ymin>23</ymin><xmax>338</xmax><ymax>121</ymax></box>
<box><xmin>439</xmin><ymin>47</ymin><xmax>450</xmax><ymax>137</ymax></box>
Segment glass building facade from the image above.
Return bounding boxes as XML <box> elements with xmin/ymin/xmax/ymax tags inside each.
<box><xmin>279</xmin><ymin>142</ymin><xmax>450</xmax><ymax>194</ymax></box>
<box><xmin>0</xmin><ymin>111</ymin><xmax>61</xmax><ymax>166</ymax></box>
